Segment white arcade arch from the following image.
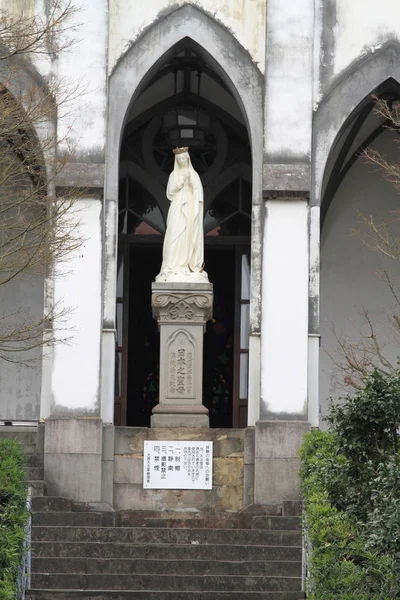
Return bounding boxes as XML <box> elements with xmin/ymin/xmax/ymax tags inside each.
<box><xmin>101</xmin><ymin>4</ymin><xmax>264</xmax><ymax>424</ymax></box>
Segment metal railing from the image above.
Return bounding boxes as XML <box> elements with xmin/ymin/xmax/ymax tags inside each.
<box><xmin>302</xmin><ymin>507</ymin><xmax>311</xmax><ymax>597</ymax></box>
<box><xmin>16</xmin><ymin>486</ymin><xmax>32</xmax><ymax>600</ymax></box>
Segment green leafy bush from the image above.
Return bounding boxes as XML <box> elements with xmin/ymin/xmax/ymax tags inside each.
<box><xmin>300</xmin><ymin>370</ymin><xmax>400</xmax><ymax>599</ymax></box>
<box><xmin>0</xmin><ymin>438</ymin><xmax>29</xmax><ymax>600</ymax></box>
<box><xmin>326</xmin><ymin>371</ymin><xmax>400</xmax><ymax>528</ymax></box>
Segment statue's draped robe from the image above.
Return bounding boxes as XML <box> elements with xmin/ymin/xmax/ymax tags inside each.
<box><xmin>157</xmin><ymin>154</ymin><xmax>205</xmax><ymax>279</ymax></box>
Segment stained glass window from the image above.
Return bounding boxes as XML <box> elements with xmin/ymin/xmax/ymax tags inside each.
<box><xmin>118</xmin><ymin>177</ymin><xmax>164</xmax><ymax>235</ymax></box>
<box><xmin>205</xmin><ymin>179</ymin><xmax>251</xmax><ymax>236</ymax></box>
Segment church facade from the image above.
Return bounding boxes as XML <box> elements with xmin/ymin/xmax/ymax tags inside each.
<box><xmin>1</xmin><ymin>0</ymin><xmax>400</xmax><ymax>510</ymax></box>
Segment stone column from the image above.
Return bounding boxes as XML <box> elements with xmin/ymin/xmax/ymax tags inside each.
<box><xmin>255</xmin><ymin>191</ymin><xmax>311</xmax><ymax>506</ymax></box>
<box><xmin>43</xmin><ymin>0</ymin><xmax>109</xmax><ymax>504</ymax></box>
<box><xmin>256</xmin><ymin>0</ymin><xmax>314</xmax><ymax>507</ymax></box>
<box><xmin>45</xmin><ymin>195</ymin><xmax>104</xmax><ymax>503</ymax></box>
<box><xmin>308</xmin><ymin>205</ymin><xmax>320</xmax><ymax>427</ymax></box>
<box><xmin>151</xmin><ymin>282</ymin><xmax>213</xmax><ymax>427</ymax></box>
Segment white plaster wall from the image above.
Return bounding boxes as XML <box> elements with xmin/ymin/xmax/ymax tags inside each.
<box><xmin>334</xmin><ymin>0</ymin><xmax>400</xmax><ymax>77</ymax></box>
<box><xmin>0</xmin><ymin>1</ymin><xmax>34</xmax><ymax>21</ymax></box>
<box><xmin>51</xmin><ymin>198</ymin><xmax>102</xmax><ymax>414</ymax></box>
<box><xmin>0</xmin><ymin>0</ymin><xmax>107</xmax><ymax>158</ymax></box>
<box><xmin>264</xmin><ymin>0</ymin><xmax>314</xmax><ymax>159</ymax></box>
<box><xmin>109</xmin><ymin>0</ymin><xmax>266</xmax><ymax>74</ymax></box>
<box><xmin>0</xmin><ymin>2</ymin><xmax>106</xmax><ymax>420</ymax></box>
<box><xmin>55</xmin><ymin>0</ymin><xmax>108</xmax><ymax>158</ymax></box>
<box><xmin>320</xmin><ymin>133</ymin><xmax>400</xmax><ymax>419</ymax></box>
<box><xmin>261</xmin><ymin>200</ymin><xmax>309</xmax><ymax>417</ymax></box>
<box><xmin>248</xmin><ymin>334</ymin><xmax>260</xmax><ymax>426</ymax></box>
<box><xmin>0</xmin><ymin>0</ymin><xmax>52</xmax><ymax>94</ymax></box>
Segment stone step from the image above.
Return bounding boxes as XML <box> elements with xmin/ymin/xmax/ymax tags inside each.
<box><xmin>25</xmin><ymin>454</ymin><xmax>42</xmax><ymax>467</ymax></box>
<box><xmin>282</xmin><ymin>502</ymin><xmax>302</xmax><ymax>517</ymax></box>
<box><xmin>0</xmin><ymin>426</ymin><xmax>38</xmax><ymax>444</ymax></box>
<box><xmin>116</xmin><ymin>516</ymin><xmax>298</xmax><ymax>531</ymax></box>
<box><xmin>29</xmin><ymin>481</ymin><xmax>46</xmax><ymax>497</ymax></box>
<box><xmin>30</xmin><ymin>574</ymin><xmax>302</xmax><ymax>592</ymax></box>
<box><xmin>25</xmin><ymin>467</ymin><xmax>44</xmax><ymax>480</ymax></box>
<box><xmin>32</xmin><ymin>497</ymin><xmax>72</xmax><ymax>513</ymax></box>
<box><xmin>32</xmin><ymin>542</ymin><xmax>301</xmax><ymax>562</ymax></box>
<box><xmin>32</xmin><ymin>557</ymin><xmax>302</xmax><ymax>578</ymax></box>
<box><xmin>117</xmin><ymin>513</ymin><xmax>243</xmax><ymax>529</ymax></box>
<box><xmin>27</xmin><ymin>591</ymin><xmax>305</xmax><ymax>600</ymax></box>
<box><xmin>32</xmin><ymin>512</ymin><xmax>103</xmax><ymax>527</ymax></box>
<box><xmin>31</xmin><ymin>527</ymin><xmax>302</xmax><ymax>546</ymax></box>
<box><xmin>251</xmin><ymin>517</ymin><xmax>301</xmax><ymax>531</ymax></box>
<box><xmin>116</xmin><ymin>509</ymin><xmax>291</xmax><ymax>530</ymax></box>
<box><xmin>22</xmin><ymin>443</ymin><xmax>38</xmax><ymax>454</ymax></box>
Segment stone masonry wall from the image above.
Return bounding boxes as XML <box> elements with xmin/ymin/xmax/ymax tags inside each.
<box><xmin>113</xmin><ymin>427</ymin><xmax>248</xmax><ymax>512</ymax></box>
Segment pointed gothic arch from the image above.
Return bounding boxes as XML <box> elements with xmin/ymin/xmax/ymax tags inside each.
<box><xmin>0</xmin><ymin>55</ymin><xmax>57</xmax><ymax>172</ymax></box>
<box><xmin>308</xmin><ymin>44</ymin><xmax>400</xmax><ymax>425</ymax></box>
<box><xmin>101</xmin><ymin>4</ymin><xmax>264</xmax><ymax>423</ymax></box>
<box><xmin>320</xmin><ymin>77</ymin><xmax>400</xmax><ymax>224</ymax></box>
<box><xmin>0</xmin><ymin>60</ymin><xmax>56</xmax><ymax>422</ymax></box>
<box><xmin>315</xmin><ymin>49</ymin><xmax>400</xmax><ymax>420</ymax></box>
<box><xmin>312</xmin><ymin>42</ymin><xmax>400</xmax><ymax>207</ymax></box>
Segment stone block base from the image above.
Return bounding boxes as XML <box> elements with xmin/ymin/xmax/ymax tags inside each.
<box><xmin>255</xmin><ymin>458</ymin><xmax>301</xmax><ymax>504</ymax></box>
<box><xmin>113</xmin><ymin>427</ymin><xmax>245</xmax><ymax>512</ymax></box>
<box><xmin>254</xmin><ymin>420</ymin><xmax>310</xmax><ymax>505</ymax></box>
<box><xmin>41</xmin><ymin>420</ymin><xmax>309</xmax><ymax>512</ymax></box>
<box><xmin>151</xmin><ymin>414</ymin><xmax>210</xmax><ymax>427</ymax></box>
<box><xmin>151</xmin><ymin>404</ymin><xmax>209</xmax><ymax>427</ymax></box>
<box><xmin>44</xmin><ymin>417</ymin><xmax>103</xmax><ymax>503</ymax></box>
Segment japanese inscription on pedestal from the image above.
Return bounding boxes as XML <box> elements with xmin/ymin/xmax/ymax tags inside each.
<box><xmin>167</xmin><ymin>331</ymin><xmax>195</xmax><ymax>398</ymax></box>
<box><xmin>143</xmin><ymin>441</ymin><xmax>212</xmax><ymax>489</ymax></box>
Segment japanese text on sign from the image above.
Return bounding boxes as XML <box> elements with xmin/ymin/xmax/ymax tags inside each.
<box><xmin>143</xmin><ymin>441</ymin><xmax>213</xmax><ymax>490</ymax></box>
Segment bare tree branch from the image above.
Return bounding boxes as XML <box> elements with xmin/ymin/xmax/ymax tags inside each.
<box><xmin>334</xmin><ymin>97</ymin><xmax>400</xmax><ymax>386</ymax></box>
<box><xmin>0</xmin><ymin>2</ymin><xmax>84</xmax><ymax>365</ymax></box>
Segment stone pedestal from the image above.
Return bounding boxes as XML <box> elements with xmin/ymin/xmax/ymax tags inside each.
<box><xmin>151</xmin><ymin>282</ymin><xmax>213</xmax><ymax>427</ymax></box>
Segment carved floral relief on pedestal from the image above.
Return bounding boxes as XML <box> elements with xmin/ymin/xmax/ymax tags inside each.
<box><xmin>152</xmin><ymin>293</ymin><xmax>213</xmax><ymax>323</ymax></box>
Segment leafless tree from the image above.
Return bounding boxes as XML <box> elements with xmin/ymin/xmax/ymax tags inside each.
<box><xmin>0</xmin><ymin>1</ymin><xmax>83</xmax><ymax>365</ymax></box>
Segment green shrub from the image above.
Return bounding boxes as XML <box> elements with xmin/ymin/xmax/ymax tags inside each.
<box><xmin>300</xmin><ymin>371</ymin><xmax>400</xmax><ymax>599</ymax></box>
<box><xmin>326</xmin><ymin>370</ymin><xmax>400</xmax><ymax>527</ymax></box>
<box><xmin>0</xmin><ymin>438</ymin><xmax>29</xmax><ymax>600</ymax></box>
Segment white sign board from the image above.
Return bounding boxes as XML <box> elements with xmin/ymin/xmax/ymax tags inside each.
<box><xmin>143</xmin><ymin>441</ymin><xmax>213</xmax><ymax>490</ymax></box>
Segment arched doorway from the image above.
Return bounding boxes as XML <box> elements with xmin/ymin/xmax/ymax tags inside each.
<box><xmin>319</xmin><ymin>79</ymin><xmax>400</xmax><ymax>418</ymax></box>
<box><xmin>114</xmin><ymin>41</ymin><xmax>252</xmax><ymax>428</ymax></box>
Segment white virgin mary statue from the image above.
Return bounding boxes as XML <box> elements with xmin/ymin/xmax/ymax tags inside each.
<box><xmin>156</xmin><ymin>147</ymin><xmax>209</xmax><ymax>283</ymax></box>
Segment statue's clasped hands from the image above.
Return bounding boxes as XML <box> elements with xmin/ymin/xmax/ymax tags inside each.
<box><xmin>178</xmin><ymin>172</ymin><xmax>192</xmax><ymax>189</ymax></box>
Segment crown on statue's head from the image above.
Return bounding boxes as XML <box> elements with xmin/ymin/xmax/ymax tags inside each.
<box><xmin>173</xmin><ymin>147</ymin><xmax>189</xmax><ymax>155</ymax></box>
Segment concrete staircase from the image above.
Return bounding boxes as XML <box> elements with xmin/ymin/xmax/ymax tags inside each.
<box><xmin>0</xmin><ymin>426</ymin><xmax>305</xmax><ymax>599</ymax></box>
<box><xmin>26</xmin><ymin>501</ymin><xmax>304</xmax><ymax>600</ymax></box>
